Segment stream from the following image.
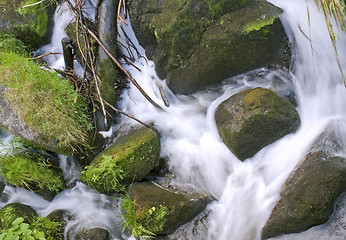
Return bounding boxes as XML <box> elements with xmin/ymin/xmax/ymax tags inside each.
<box><xmin>1</xmin><ymin>0</ymin><xmax>346</xmax><ymax>239</ymax></box>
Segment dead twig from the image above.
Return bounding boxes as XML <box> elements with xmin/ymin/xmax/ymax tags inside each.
<box><xmin>27</xmin><ymin>52</ymin><xmax>61</xmax><ymax>60</ymax></box>
<box><xmin>103</xmin><ymin>100</ymin><xmax>157</xmax><ymax>131</ymax></box>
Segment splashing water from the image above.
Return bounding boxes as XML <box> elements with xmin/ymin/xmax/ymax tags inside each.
<box><xmin>1</xmin><ymin>0</ymin><xmax>345</xmax><ymax>239</ymax></box>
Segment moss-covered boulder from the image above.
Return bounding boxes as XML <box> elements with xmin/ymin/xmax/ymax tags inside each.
<box><xmin>77</xmin><ymin>228</ymin><xmax>111</xmax><ymax>240</ymax></box>
<box><xmin>0</xmin><ymin>203</ymin><xmax>37</xmax><ymax>229</ymax></box>
<box><xmin>127</xmin><ymin>0</ymin><xmax>289</xmax><ymax>94</ymax></box>
<box><xmin>82</xmin><ymin>127</ymin><xmax>160</xmax><ymax>194</ymax></box>
<box><xmin>0</xmin><ymin>153</ymin><xmax>65</xmax><ymax>199</ymax></box>
<box><xmin>262</xmin><ymin>133</ymin><xmax>346</xmax><ymax>239</ymax></box>
<box><xmin>0</xmin><ymin>41</ymin><xmax>92</xmax><ymax>155</ymax></box>
<box><xmin>0</xmin><ymin>0</ymin><xmax>55</xmax><ymax>48</ymax></box>
<box><xmin>215</xmin><ymin>87</ymin><xmax>300</xmax><ymax>160</ymax></box>
<box><xmin>123</xmin><ymin>182</ymin><xmax>211</xmax><ymax>236</ymax></box>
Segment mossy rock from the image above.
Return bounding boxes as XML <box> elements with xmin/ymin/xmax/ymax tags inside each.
<box><xmin>0</xmin><ymin>153</ymin><xmax>65</xmax><ymax>199</ymax></box>
<box><xmin>82</xmin><ymin>127</ymin><xmax>160</xmax><ymax>194</ymax></box>
<box><xmin>215</xmin><ymin>87</ymin><xmax>300</xmax><ymax>160</ymax></box>
<box><xmin>77</xmin><ymin>228</ymin><xmax>111</xmax><ymax>240</ymax></box>
<box><xmin>0</xmin><ymin>203</ymin><xmax>37</xmax><ymax>229</ymax></box>
<box><xmin>127</xmin><ymin>0</ymin><xmax>289</xmax><ymax>94</ymax></box>
<box><xmin>0</xmin><ymin>0</ymin><xmax>55</xmax><ymax>48</ymax></box>
<box><xmin>0</xmin><ymin>48</ymin><xmax>92</xmax><ymax>155</ymax></box>
<box><xmin>127</xmin><ymin>0</ymin><xmax>256</xmax><ymax>79</ymax></box>
<box><xmin>167</xmin><ymin>0</ymin><xmax>289</xmax><ymax>94</ymax></box>
<box><xmin>262</xmin><ymin>150</ymin><xmax>346</xmax><ymax>239</ymax></box>
<box><xmin>126</xmin><ymin>182</ymin><xmax>211</xmax><ymax>235</ymax></box>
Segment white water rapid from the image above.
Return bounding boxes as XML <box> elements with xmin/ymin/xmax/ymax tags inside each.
<box><xmin>1</xmin><ymin>0</ymin><xmax>346</xmax><ymax>239</ymax></box>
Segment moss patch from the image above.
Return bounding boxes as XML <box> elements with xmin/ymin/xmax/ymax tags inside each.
<box><xmin>0</xmin><ymin>153</ymin><xmax>65</xmax><ymax>196</ymax></box>
<box><xmin>243</xmin><ymin>17</ymin><xmax>276</xmax><ymax>34</ymax></box>
<box><xmin>0</xmin><ymin>47</ymin><xmax>92</xmax><ymax>153</ymax></box>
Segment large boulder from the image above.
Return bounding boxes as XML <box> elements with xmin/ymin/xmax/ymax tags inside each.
<box><xmin>262</xmin><ymin>133</ymin><xmax>346</xmax><ymax>239</ymax></box>
<box><xmin>0</xmin><ymin>0</ymin><xmax>55</xmax><ymax>48</ymax></box>
<box><xmin>215</xmin><ymin>87</ymin><xmax>300</xmax><ymax>160</ymax></box>
<box><xmin>82</xmin><ymin>127</ymin><xmax>160</xmax><ymax>194</ymax></box>
<box><xmin>127</xmin><ymin>0</ymin><xmax>290</xmax><ymax>94</ymax></box>
<box><xmin>124</xmin><ymin>181</ymin><xmax>211</xmax><ymax>235</ymax></box>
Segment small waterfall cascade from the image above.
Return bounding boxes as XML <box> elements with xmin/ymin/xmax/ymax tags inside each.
<box><xmin>0</xmin><ymin>0</ymin><xmax>345</xmax><ymax>239</ymax></box>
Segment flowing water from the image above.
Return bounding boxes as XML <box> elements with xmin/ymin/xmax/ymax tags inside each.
<box><xmin>1</xmin><ymin>0</ymin><xmax>346</xmax><ymax>239</ymax></box>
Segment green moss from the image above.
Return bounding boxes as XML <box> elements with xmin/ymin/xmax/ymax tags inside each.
<box><xmin>18</xmin><ymin>0</ymin><xmax>53</xmax><ymax>37</ymax></box>
<box><xmin>30</xmin><ymin>216</ymin><xmax>63</xmax><ymax>240</ymax></box>
<box><xmin>0</xmin><ymin>32</ymin><xmax>28</xmax><ymax>55</ymax></box>
<box><xmin>242</xmin><ymin>17</ymin><xmax>275</xmax><ymax>34</ymax></box>
<box><xmin>0</xmin><ymin>207</ymin><xmax>17</xmax><ymax>230</ymax></box>
<box><xmin>0</xmin><ymin>153</ymin><xmax>65</xmax><ymax>194</ymax></box>
<box><xmin>0</xmin><ymin>50</ymin><xmax>92</xmax><ymax>152</ymax></box>
<box><xmin>82</xmin><ymin>127</ymin><xmax>160</xmax><ymax>194</ymax></box>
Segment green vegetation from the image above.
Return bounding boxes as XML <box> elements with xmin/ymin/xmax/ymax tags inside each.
<box><xmin>0</xmin><ymin>34</ymin><xmax>92</xmax><ymax>152</ymax></box>
<box><xmin>0</xmin><ymin>33</ymin><xmax>28</xmax><ymax>55</ymax></box>
<box><xmin>0</xmin><ymin>216</ymin><xmax>62</xmax><ymax>240</ymax></box>
<box><xmin>81</xmin><ymin>155</ymin><xmax>126</xmax><ymax>193</ymax></box>
<box><xmin>138</xmin><ymin>205</ymin><xmax>169</xmax><ymax>234</ymax></box>
<box><xmin>243</xmin><ymin>17</ymin><xmax>275</xmax><ymax>34</ymax></box>
<box><xmin>0</xmin><ymin>153</ymin><xmax>65</xmax><ymax>194</ymax></box>
<box><xmin>121</xmin><ymin>195</ymin><xmax>155</xmax><ymax>240</ymax></box>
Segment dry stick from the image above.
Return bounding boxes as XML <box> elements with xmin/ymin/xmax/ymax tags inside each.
<box><xmin>20</xmin><ymin>0</ymin><xmax>46</xmax><ymax>9</ymax></box>
<box><xmin>27</xmin><ymin>52</ymin><xmax>60</xmax><ymax>60</ymax></box>
<box><xmin>117</xmin><ymin>0</ymin><xmax>127</xmax><ymax>25</ymax></box>
<box><xmin>85</xmin><ymin>26</ymin><xmax>163</xmax><ymax>110</ymax></box>
<box><xmin>156</xmin><ymin>81</ymin><xmax>170</xmax><ymax>107</ymax></box>
<box><xmin>103</xmin><ymin>100</ymin><xmax>156</xmax><ymax>131</ymax></box>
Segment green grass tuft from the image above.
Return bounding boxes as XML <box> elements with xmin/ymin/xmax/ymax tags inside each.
<box><xmin>0</xmin><ymin>153</ymin><xmax>65</xmax><ymax>194</ymax></box>
<box><xmin>121</xmin><ymin>194</ymin><xmax>155</xmax><ymax>240</ymax></box>
<box><xmin>0</xmin><ymin>50</ymin><xmax>92</xmax><ymax>152</ymax></box>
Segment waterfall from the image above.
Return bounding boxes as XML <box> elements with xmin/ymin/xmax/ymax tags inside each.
<box><xmin>1</xmin><ymin>0</ymin><xmax>345</xmax><ymax>239</ymax></box>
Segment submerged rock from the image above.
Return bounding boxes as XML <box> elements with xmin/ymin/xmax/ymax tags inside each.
<box><xmin>0</xmin><ymin>203</ymin><xmax>37</xmax><ymax>229</ymax></box>
<box><xmin>0</xmin><ymin>0</ymin><xmax>55</xmax><ymax>48</ymax></box>
<box><xmin>262</xmin><ymin>132</ymin><xmax>346</xmax><ymax>239</ymax></box>
<box><xmin>126</xmin><ymin>181</ymin><xmax>211</xmax><ymax>235</ymax></box>
<box><xmin>82</xmin><ymin>127</ymin><xmax>160</xmax><ymax>194</ymax></box>
<box><xmin>77</xmin><ymin>227</ymin><xmax>111</xmax><ymax>240</ymax></box>
<box><xmin>127</xmin><ymin>0</ymin><xmax>290</xmax><ymax>94</ymax></box>
<box><xmin>215</xmin><ymin>87</ymin><xmax>300</xmax><ymax>160</ymax></box>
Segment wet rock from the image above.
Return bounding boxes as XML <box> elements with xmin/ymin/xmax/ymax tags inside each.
<box><xmin>77</xmin><ymin>227</ymin><xmax>111</xmax><ymax>240</ymax></box>
<box><xmin>0</xmin><ymin>174</ymin><xmax>5</xmax><ymax>197</ymax></box>
<box><xmin>95</xmin><ymin>0</ymin><xmax>120</xmax><ymax>131</ymax></box>
<box><xmin>127</xmin><ymin>181</ymin><xmax>211</xmax><ymax>235</ymax></box>
<box><xmin>0</xmin><ymin>0</ymin><xmax>55</xmax><ymax>48</ymax></box>
<box><xmin>262</xmin><ymin>132</ymin><xmax>346</xmax><ymax>239</ymax></box>
<box><xmin>0</xmin><ymin>203</ymin><xmax>37</xmax><ymax>229</ymax></box>
<box><xmin>127</xmin><ymin>0</ymin><xmax>290</xmax><ymax>94</ymax></box>
<box><xmin>215</xmin><ymin>87</ymin><xmax>300</xmax><ymax>160</ymax></box>
<box><xmin>82</xmin><ymin>127</ymin><xmax>160</xmax><ymax>194</ymax></box>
